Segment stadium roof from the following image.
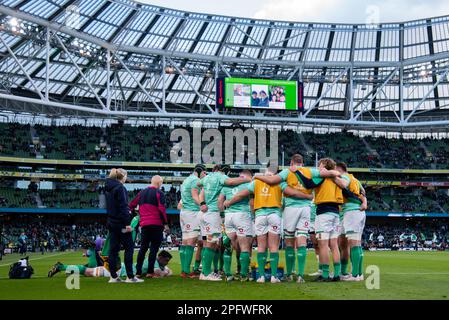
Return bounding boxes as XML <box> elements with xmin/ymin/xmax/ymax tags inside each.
<box><xmin>1</xmin><ymin>0</ymin><xmax>449</xmax><ymax>132</ymax></box>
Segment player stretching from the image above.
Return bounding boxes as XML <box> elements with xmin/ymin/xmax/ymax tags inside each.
<box><xmin>253</xmin><ymin>154</ymin><xmax>315</xmax><ymax>283</ymax></box>
<box><xmin>218</xmin><ymin>169</ymin><xmax>254</xmax><ymax>282</ymax></box>
<box><xmin>225</xmin><ymin>165</ymin><xmax>311</xmax><ymax>284</ymax></box>
<box><xmin>49</xmin><ymin>250</ymin><xmax>173</xmax><ymax>278</ymax></box>
<box><xmin>197</xmin><ymin>164</ymin><xmax>251</xmax><ymax>281</ymax></box>
<box><xmin>335</xmin><ymin>162</ymin><xmax>367</xmax><ymax>281</ymax></box>
<box><xmin>291</xmin><ymin>158</ymin><xmax>347</xmax><ymax>281</ymax></box>
<box><xmin>179</xmin><ymin>164</ymin><xmax>207</xmax><ymax>278</ymax></box>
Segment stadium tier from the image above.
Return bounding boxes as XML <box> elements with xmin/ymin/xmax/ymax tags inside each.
<box><xmin>0</xmin><ymin>122</ymin><xmax>448</xmax><ymax>169</ymax></box>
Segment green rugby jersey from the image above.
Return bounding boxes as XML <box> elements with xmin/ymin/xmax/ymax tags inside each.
<box><xmin>200</xmin><ymin>172</ymin><xmax>228</xmax><ymax>213</ymax></box>
<box><xmin>181</xmin><ymin>174</ymin><xmax>201</xmax><ymax>211</ymax></box>
<box><xmin>220</xmin><ymin>183</ymin><xmax>251</xmax><ymax>215</ymax></box>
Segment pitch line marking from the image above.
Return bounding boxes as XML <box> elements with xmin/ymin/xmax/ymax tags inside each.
<box><xmin>0</xmin><ymin>252</ymin><xmax>71</xmax><ymax>267</ymax></box>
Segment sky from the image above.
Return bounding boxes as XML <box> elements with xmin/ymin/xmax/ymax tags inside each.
<box><xmin>137</xmin><ymin>0</ymin><xmax>449</xmax><ymax>24</ymax></box>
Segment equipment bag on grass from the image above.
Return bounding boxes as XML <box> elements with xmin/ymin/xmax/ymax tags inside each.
<box><xmin>9</xmin><ymin>257</ymin><xmax>34</xmax><ymax>279</ymax></box>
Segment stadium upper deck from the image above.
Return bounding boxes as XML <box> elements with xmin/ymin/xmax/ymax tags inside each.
<box><xmin>1</xmin><ymin>0</ymin><xmax>449</xmax><ymax>132</ymax></box>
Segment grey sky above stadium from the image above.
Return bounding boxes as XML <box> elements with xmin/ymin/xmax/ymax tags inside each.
<box><xmin>138</xmin><ymin>0</ymin><xmax>449</xmax><ymax>23</ymax></box>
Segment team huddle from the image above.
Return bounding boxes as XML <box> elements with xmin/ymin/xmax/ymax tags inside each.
<box><xmin>179</xmin><ymin>154</ymin><xmax>367</xmax><ymax>283</ymax></box>
<box><xmin>47</xmin><ymin>153</ymin><xmax>366</xmax><ymax>284</ymax></box>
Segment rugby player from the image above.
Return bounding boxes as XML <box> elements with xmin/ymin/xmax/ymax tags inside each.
<box><xmin>253</xmin><ymin>154</ymin><xmax>315</xmax><ymax>283</ymax></box>
<box><xmin>178</xmin><ymin>199</ymin><xmax>204</xmax><ymax>275</ymax></box>
<box><xmin>224</xmin><ymin>164</ymin><xmax>312</xmax><ymax>284</ymax></box>
<box><xmin>290</xmin><ymin>158</ymin><xmax>347</xmax><ymax>281</ymax></box>
<box><xmin>49</xmin><ymin>250</ymin><xmax>173</xmax><ymax>279</ymax></box>
<box><xmin>218</xmin><ymin>169</ymin><xmax>254</xmax><ymax>281</ymax></box>
<box><xmin>179</xmin><ymin>164</ymin><xmax>207</xmax><ymax>278</ymax></box>
<box><xmin>197</xmin><ymin>164</ymin><xmax>251</xmax><ymax>281</ymax></box>
<box><xmin>335</xmin><ymin>162</ymin><xmax>367</xmax><ymax>281</ymax></box>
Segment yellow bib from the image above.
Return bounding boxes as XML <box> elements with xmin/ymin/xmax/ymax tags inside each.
<box><xmin>314</xmin><ymin>178</ymin><xmax>344</xmax><ymax>205</ymax></box>
<box><xmin>253</xmin><ymin>179</ymin><xmax>282</xmax><ymax>210</ymax></box>
<box><xmin>285</xmin><ymin>167</ymin><xmax>313</xmax><ymax>197</ymax></box>
<box><xmin>343</xmin><ymin>174</ymin><xmax>362</xmax><ymax>203</ymax></box>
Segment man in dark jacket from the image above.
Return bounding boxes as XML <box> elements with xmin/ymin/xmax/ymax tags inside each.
<box><xmin>105</xmin><ymin>168</ymin><xmax>143</xmax><ymax>283</ymax></box>
<box><xmin>130</xmin><ymin>175</ymin><xmax>170</xmax><ymax>278</ymax></box>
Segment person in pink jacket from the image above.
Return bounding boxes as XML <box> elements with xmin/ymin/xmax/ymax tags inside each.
<box><xmin>130</xmin><ymin>175</ymin><xmax>170</xmax><ymax>278</ymax></box>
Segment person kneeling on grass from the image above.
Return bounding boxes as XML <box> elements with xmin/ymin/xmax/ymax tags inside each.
<box><xmin>48</xmin><ymin>250</ymin><xmax>173</xmax><ymax>279</ymax></box>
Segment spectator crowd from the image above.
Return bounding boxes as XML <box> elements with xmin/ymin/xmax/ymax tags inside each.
<box><xmin>2</xmin><ymin>122</ymin><xmax>449</xmax><ymax>169</ymax></box>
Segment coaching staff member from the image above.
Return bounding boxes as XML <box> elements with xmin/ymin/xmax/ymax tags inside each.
<box><xmin>130</xmin><ymin>175</ymin><xmax>170</xmax><ymax>278</ymax></box>
<box><xmin>105</xmin><ymin>168</ymin><xmax>143</xmax><ymax>283</ymax></box>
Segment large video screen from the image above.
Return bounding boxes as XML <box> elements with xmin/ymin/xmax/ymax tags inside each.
<box><xmin>216</xmin><ymin>77</ymin><xmax>303</xmax><ymax>111</ymax></box>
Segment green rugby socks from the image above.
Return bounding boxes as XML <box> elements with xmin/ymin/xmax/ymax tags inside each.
<box><xmin>213</xmin><ymin>249</ymin><xmax>219</xmax><ymax>273</ymax></box>
<box><xmin>184</xmin><ymin>245</ymin><xmax>195</xmax><ymax>274</ymax></box>
<box><xmin>179</xmin><ymin>245</ymin><xmax>186</xmax><ymax>273</ymax></box>
<box><xmin>296</xmin><ymin>246</ymin><xmax>307</xmax><ymax>278</ymax></box>
<box><xmin>257</xmin><ymin>252</ymin><xmax>267</xmax><ymax>278</ymax></box>
<box><xmin>239</xmin><ymin>251</ymin><xmax>250</xmax><ymax>277</ymax></box>
<box><xmin>218</xmin><ymin>250</ymin><xmax>224</xmax><ymax>272</ymax></box>
<box><xmin>350</xmin><ymin>246</ymin><xmax>362</xmax><ymax>277</ymax></box>
<box><xmin>322</xmin><ymin>264</ymin><xmax>330</xmax><ymax>279</ymax></box>
<box><xmin>223</xmin><ymin>250</ymin><xmax>232</xmax><ymax>276</ymax></box>
<box><xmin>285</xmin><ymin>246</ymin><xmax>295</xmax><ymax>276</ymax></box>
<box><xmin>341</xmin><ymin>258</ymin><xmax>349</xmax><ymax>275</ymax></box>
<box><xmin>333</xmin><ymin>262</ymin><xmax>341</xmax><ymax>278</ymax></box>
<box><xmin>201</xmin><ymin>247</ymin><xmax>215</xmax><ymax>276</ymax></box>
<box><xmin>270</xmin><ymin>252</ymin><xmax>279</xmax><ymax>277</ymax></box>
<box><xmin>358</xmin><ymin>247</ymin><xmax>364</xmax><ymax>276</ymax></box>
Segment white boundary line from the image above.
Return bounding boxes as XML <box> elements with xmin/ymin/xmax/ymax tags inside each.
<box><xmin>0</xmin><ymin>252</ymin><xmax>70</xmax><ymax>267</ymax></box>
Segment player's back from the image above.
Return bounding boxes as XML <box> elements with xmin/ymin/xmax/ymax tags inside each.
<box><xmin>201</xmin><ymin>172</ymin><xmax>227</xmax><ymax>212</ymax></box>
<box><xmin>253</xmin><ymin>179</ymin><xmax>282</xmax><ymax>210</ymax></box>
<box><xmin>181</xmin><ymin>174</ymin><xmax>200</xmax><ymax>211</ymax></box>
<box><xmin>314</xmin><ymin>178</ymin><xmax>344</xmax><ymax>205</ymax></box>
<box><xmin>222</xmin><ymin>183</ymin><xmax>251</xmax><ymax>214</ymax></box>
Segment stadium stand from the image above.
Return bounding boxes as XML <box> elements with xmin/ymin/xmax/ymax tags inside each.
<box><xmin>0</xmin><ymin>123</ymin><xmax>34</xmax><ymax>158</ymax></box>
<box><xmin>39</xmin><ymin>189</ymin><xmax>100</xmax><ymax>209</ymax></box>
<box><xmin>0</xmin><ymin>188</ymin><xmax>37</xmax><ymax>208</ymax></box>
<box><xmin>1</xmin><ymin>122</ymin><xmax>449</xmax><ymax>169</ymax></box>
<box><xmin>33</xmin><ymin>124</ymin><xmax>104</xmax><ymax>160</ymax></box>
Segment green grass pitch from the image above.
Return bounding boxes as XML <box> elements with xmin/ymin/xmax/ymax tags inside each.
<box><xmin>0</xmin><ymin>250</ymin><xmax>448</xmax><ymax>300</ymax></box>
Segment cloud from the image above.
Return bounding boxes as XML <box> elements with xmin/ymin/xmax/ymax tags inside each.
<box><xmin>253</xmin><ymin>0</ymin><xmax>449</xmax><ymax>23</ymax></box>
